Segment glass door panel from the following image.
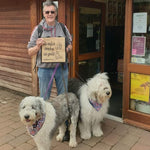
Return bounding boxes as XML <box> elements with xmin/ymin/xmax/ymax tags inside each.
<box><xmin>78</xmin><ymin>58</ymin><xmax>100</xmax><ymax>79</ymax></box>
<box><xmin>76</xmin><ymin>1</ymin><xmax>105</xmax><ymax>80</ymax></box>
<box><xmin>130</xmin><ymin>73</ymin><xmax>150</xmax><ymax>115</ymax></box>
<box><xmin>129</xmin><ymin>1</ymin><xmax>150</xmax><ymax>113</ymax></box>
<box><xmin>131</xmin><ymin>1</ymin><xmax>150</xmax><ymax>65</ymax></box>
<box><xmin>79</xmin><ymin>7</ymin><xmax>101</xmax><ymax>54</ymax></box>
<box><xmin>123</xmin><ymin>0</ymin><xmax>150</xmax><ymax>128</ymax></box>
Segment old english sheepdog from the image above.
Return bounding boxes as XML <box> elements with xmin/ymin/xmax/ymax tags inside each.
<box><xmin>68</xmin><ymin>73</ymin><xmax>112</xmax><ymax>140</ymax></box>
<box><xmin>19</xmin><ymin>93</ymin><xmax>79</xmax><ymax>150</ymax></box>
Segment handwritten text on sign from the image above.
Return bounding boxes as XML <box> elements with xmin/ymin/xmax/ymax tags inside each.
<box><xmin>42</xmin><ymin>37</ymin><xmax>65</xmax><ymax>62</ymax></box>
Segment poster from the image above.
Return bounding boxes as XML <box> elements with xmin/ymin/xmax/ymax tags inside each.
<box><xmin>130</xmin><ymin>73</ymin><xmax>150</xmax><ymax>102</ymax></box>
<box><xmin>133</xmin><ymin>12</ymin><xmax>147</xmax><ymax>33</ymax></box>
<box><xmin>87</xmin><ymin>24</ymin><xmax>93</xmax><ymax>38</ymax></box>
<box><xmin>131</xmin><ymin>57</ymin><xmax>145</xmax><ymax>64</ymax></box>
<box><xmin>42</xmin><ymin>37</ymin><xmax>65</xmax><ymax>63</ymax></box>
<box><xmin>132</xmin><ymin>36</ymin><xmax>146</xmax><ymax>56</ymax></box>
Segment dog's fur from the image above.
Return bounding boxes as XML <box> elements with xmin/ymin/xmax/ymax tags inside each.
<box><xmin>68</xmin><ymin>73</ymin><xmax>112</xmax><ymax>140</ymax></box>
<box><xmin>19</xmin><ymin>93</ymin><xmax>79</xmax><ymax>150</ymax></box>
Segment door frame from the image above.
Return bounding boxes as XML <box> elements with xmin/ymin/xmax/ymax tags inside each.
<box><xmin>72</xmin><ymin>0</ymin><xmax>106</xmax><ymax>77</ymax></box>
<box><xmin>123</xmin><ymin>0</ymin><xmax>150</xmax><ymax>129</ymax></box>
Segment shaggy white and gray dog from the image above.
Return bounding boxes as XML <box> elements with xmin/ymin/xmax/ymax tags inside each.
<box><xmin>69</xmin><ymin>73</ymin><xmax>112</xmax><ymax>140</ymax></box>
<box><xmin>19</xmin><ymin>93</ymin><xmax>79</xmax><ymax>150</ymax></box>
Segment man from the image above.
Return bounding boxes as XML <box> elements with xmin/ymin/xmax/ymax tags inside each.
<box><xmin>27</xmin><ymin>0</ymin><xmax>72</xmax><ymax>100</ymax></box>
<box><xmin>27</xmin><ymin>0</ymin><xmax>72</xmax><ymax>141</ymax></box>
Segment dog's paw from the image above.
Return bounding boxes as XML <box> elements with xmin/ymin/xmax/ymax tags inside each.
<box><xmin>56</xmin><ymin>134</ymin><xmax>63</xmax><ymax>142</ymax></box>
<box><xmin>80</xmin><ymin>133</ymin><xmax>91</xmax><ymax>140</ymax></box>
<box><xmin>93</xmin><ymin>130</ymin><xmax>103</xmax><ymax>137</ymax></box>
<box><xmin>69</xmin><ymin>140</ymin><xmax>77</xmax><ymax>147</ymax></box>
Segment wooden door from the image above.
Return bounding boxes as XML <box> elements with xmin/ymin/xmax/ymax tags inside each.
<box><xmin>72</xmin><ymin>0</ymin><xmax>106</xmax><ymax>80</ymax></box>
<box><xmin>123</xmin><ymin>0</ymin><xmax>150</xmax><ymax>130</ymax></box>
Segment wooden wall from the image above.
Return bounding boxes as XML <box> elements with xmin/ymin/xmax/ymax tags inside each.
<box><xmin>0</xmin><ymin>0</ymin><xmax>32</xmax><ymax>95</ymax></box>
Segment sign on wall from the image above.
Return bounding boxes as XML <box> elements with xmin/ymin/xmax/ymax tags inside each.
<box><xmin>133</xmin><ymin>12</ymin><xmax>147</xmax><ymax>33</ymax></box>
<box><xmin>130</xmin><ymin>73</ymin><xmax>150</xmax><ymax>102</ymax></box>
<box><xmin>132</xmin><ymin>36</ymin><xmax>146</xmax><ymax>56</ymax></box>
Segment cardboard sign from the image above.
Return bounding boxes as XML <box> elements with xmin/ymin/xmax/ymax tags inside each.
<box><xmin>42</xmin><ymin>37</ymin><xmax>65</xmax><ymax>63</ymax></box>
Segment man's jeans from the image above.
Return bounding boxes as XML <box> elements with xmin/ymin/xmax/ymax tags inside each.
<box><xmin>38</xmin><ymin>64</ymin><xmax>68</xmax><ymax>100</ymax></box>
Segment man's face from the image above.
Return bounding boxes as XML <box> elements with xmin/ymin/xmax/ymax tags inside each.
<box><xmin>43</xmin><ymin>5</ymin><xmax>57</xmax><ymax>25</ymax></box>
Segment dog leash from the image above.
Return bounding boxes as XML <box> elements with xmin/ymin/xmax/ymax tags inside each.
<box><xmin>44</xmin><ymin>63</ymin><xmax>60</xmax><ymax>100</ymax></box>
<box><xmin>61</xmin><ymin>64</ymin><xmax>70</xmax><ymax>112</ymax></box>
<box><xmin>43</xmin><ymin>63</ymin><xmax>69</xmax><ymax>101</ymax></box>
<box><xmin>61</xmin><ymin>64</ymin><xmax>71</xmax><ymax>127</ymax></box>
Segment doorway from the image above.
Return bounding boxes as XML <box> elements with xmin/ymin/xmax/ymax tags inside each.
<box><xmin>105</xmin><ymin>26</ymin><xmax>124</xmax><ymax>118</ymax></box>
<box><xmin>73</xmin><ymin>0</ymin><xmax>125</xmax><ymax>118</ymax></box>
<box><xmin>104</xmin><ymin>1</ymin><xmax>125</xmax><ymax>118</ymax></box>
<box><xmin>73</xmin><ymin>0</ymin><xmax>105</xmax><ymax>79</ymax></box>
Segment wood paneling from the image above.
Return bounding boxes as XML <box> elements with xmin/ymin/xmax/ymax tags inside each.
<box><xmin>0</xmin><ymin>0</ymin><xmax>72</xmax><ymax>96</ymax></box>
<box><xmin>30</xmin><ymin>0</ymin><xmax>39</xmax><ymax>96</ymax></box>
<box><xmin>123</xmin><ymin>0</ymin><xmax>132</xmax><ymax>118</ymax></box>
<box><xmin>72</xmin><ymin>0</ymin><xmax>79</xmax><ymax>77</ymax></box>
<box><xmin>58</xmin><ymin>0</ymin><xmax>66</xmax><ymax>23</ymax></box>
<box><xmin>0</xmin><ymin>0</ymin><xmax>32</xmax><ymax>95</ymax></box>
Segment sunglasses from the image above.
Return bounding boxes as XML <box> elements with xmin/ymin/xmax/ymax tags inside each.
<box><xmin>45</xmin><ymin>11</ymin><xmax>55</xmax><ymax>14</ymax></box>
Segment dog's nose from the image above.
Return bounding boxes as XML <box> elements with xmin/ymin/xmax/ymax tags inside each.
<box><xmin>106</xmin><ymin>91</ymin><xmax>110</xmax><ymax>95</ymax></box>
<box><xmin>24</xmin><ymin>115</ymin><xmax>29</xmax><ymax>119</ymax></box>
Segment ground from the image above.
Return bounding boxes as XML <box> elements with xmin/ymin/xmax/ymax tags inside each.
<box><xmin>1</xmin><ymin>87</ymin><xmax>150</xmax><ymax>150</ymax></box>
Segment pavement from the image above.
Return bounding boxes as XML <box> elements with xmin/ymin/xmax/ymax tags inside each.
<box><xmin>1</xmin><ymin>87</ymin><xmax>150</xmax><ymax>150</ymax></box>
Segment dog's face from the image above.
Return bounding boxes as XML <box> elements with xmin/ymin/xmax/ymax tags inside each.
<box><xmin>19</xmin><ymin>96</ymin><xmax>45</xmax><ymax>126</ymax></box>
<box><xmin>89</xmin><ymin>73</ymin><xmax>112</xmax><ymax>104</ymax></box>
<box><xmin>96</xmin><ymin>80</ymin><xmax>112</xmax><ymax>103</ymax></box>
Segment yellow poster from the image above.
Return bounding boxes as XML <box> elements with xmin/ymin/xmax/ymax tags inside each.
<box><xmin>130</xmin><ymin>73</ymin><xmax>150</xmax><ymax>102</ymax></box>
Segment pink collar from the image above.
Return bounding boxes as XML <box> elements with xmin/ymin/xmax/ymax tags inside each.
<box><xmin>27</xmin><ymin>114</ymin><xmax>46</xmax><ymax>136</ymax></box>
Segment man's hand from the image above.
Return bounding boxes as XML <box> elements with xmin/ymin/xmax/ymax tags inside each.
<box><xmin>66</xmin><ymin>44</ymin><xmax>72</xmax><ymax>53</ymax></box>
<box><xmin>36</xmin><ymin>38</ymin><xmax>46</xmax><ymax>48</ymax></box>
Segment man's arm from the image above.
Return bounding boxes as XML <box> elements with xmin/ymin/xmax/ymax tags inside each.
<box><xmin>28</xmin><ymin>38</ymin><xmax>45</xmax><ymax>56</ymax></box>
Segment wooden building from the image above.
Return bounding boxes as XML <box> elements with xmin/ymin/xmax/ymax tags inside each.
<box><xmin>1</xmin><ymin>0</ymin><xmax>150</xmax><ymax>130</ymax></box>
<box><xmin>0</xmin><ymin>0</ymin><xmax>70</xmax><ymax>96</ymax></box>
<box><xmin>0</xmin><ymin>0</ymin><xmax>32</xmax><ymax>94</ymax></box>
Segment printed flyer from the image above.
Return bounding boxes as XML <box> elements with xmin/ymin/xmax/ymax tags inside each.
<box><xmin>130</xmin><ymin>73</ymin><xmax>150</xmax><ymax>102</ymax></box>
<box><xmin>132</xmin><ymin>36</ymin><xmax>146</xmax><ymax>56</ymax></box>
<box><xmin>133</xmin><ymin>12</ymin><xmax>147</xmax><ymax>33</ymax></box>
